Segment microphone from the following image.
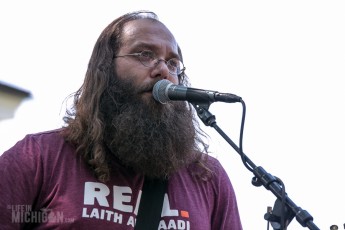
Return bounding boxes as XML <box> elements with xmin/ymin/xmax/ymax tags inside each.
<box><xmin>152</xmin><ymin>79</ymin><xmax>242</xmax><ymax>104</ymax></box>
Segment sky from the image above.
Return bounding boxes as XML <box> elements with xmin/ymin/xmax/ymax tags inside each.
<box><xmin>1</xmin><ymin>1</ymin><xmax>345</xmax><ymax>229</ymax></box>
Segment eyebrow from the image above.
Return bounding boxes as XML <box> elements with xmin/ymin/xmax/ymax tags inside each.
<box><xmin>128</xmin><ymin>42</ymin><xmax>156</xmax><ymax>52</ymax></box>
<box><xmin>130</xmin><ymin>42</ymin><xmax>180</xmax><ymax>60</ymax></box>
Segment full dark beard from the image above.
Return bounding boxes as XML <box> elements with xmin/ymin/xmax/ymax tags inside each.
<box><xmin>101</xmin><ymin>78</ymin><xmax>199</xmax><ymax>179</ymax></box>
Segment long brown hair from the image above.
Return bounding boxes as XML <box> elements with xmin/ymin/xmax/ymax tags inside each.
<box><xmin>62</xmin><ymin>10</ymin><xmax>211</xmax><ymax>182</ymax></box>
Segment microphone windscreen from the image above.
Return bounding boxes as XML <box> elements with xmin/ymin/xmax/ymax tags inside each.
<box><xmin>152</xmin><ymin>79</ymin><xmax>172</xmax><ymax>104</ymax></box>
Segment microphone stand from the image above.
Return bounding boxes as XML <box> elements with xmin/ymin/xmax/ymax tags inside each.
<box><xmin>191</xmin><ymin>101</ymin><xmax>320</xmax><ymax>230</ymax></box>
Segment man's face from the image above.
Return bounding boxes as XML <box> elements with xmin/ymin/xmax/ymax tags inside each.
<box><xmin>114</xmin><ymin>19</ymin><xmax>180</xmax><ymax>102</ymax></box>
<box><xmin>101</xmin><ymin>19</ymin><xmax>199</xmax><ymax>179</ymax></box>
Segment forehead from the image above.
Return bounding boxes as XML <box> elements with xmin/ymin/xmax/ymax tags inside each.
<box><xmin>120</xmin><ymin>19</ymin><xmax>178</xmax><ymax>53</ymax></box>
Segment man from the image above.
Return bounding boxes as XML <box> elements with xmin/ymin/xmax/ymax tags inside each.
<box><xmin>0</xmin><ymin>10</ymin><xmax>243</xmax><ymax>229</ymax></box>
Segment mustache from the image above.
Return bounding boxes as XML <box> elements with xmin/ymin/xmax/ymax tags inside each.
<box><xmin>136</xmin><ymin>80</ymin><xmax>160</xmax><ymax>93</ymax></box>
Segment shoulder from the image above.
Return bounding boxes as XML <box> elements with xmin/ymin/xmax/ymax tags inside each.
<box><xmin>4</xmin><ymin>128</ymin><xmax>65</xmax><ymax>145</ymax></box>
<box><xmin>204</xmin><ymin>154</ymin><xmax>225</xmax><ymax>173</ymax></box>
<box><xmin>187</xmin><ymin>154</ymin><xmax>229</xmax><ymax>182</ymax></box>
<box><xmin>21</xmin><ymin>128</ymin><xmax>69</xmax><ymax>149</ymax></box>
<box><xmin>1</xmin><ymin>128</ymin><xmax>70</xmax><ymax>162</ymax></box>
<box><xmin>0</xmin><ymin>128</ymin><xmax>68</xmax><ymax>186</ymax></box>
<box><xmin>24</xmin><ymin>128</ymin><xmax>65</xmax><ymax>143</ymax></box>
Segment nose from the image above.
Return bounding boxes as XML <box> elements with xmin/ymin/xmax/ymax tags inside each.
<box><xmin>150</xmin><ymin>59</ymin><xmax>172</xmax><ymax>80</ymax></box>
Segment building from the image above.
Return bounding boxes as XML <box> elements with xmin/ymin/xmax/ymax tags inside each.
<box><xmin>0</xmin><ymin>81</ymin><xmax>31</xmax><ymax>121</ymax></box>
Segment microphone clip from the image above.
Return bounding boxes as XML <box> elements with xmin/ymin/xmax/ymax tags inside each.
<box><xmin>192</xmin><ymin>103</ymin><xmax>216</xmax><ymax>127</ymax></box>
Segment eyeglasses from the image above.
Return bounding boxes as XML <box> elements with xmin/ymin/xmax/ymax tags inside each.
<box><xmin>115</xmin><ymin>50</ymin><xmax>185</xmax><ymax>75</ymax></box>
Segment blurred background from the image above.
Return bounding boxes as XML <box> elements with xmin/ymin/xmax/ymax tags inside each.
<box><xmin>1</xmin><ymin>1</ymin><xmax>344</xmax><ymax>229</ymax></box>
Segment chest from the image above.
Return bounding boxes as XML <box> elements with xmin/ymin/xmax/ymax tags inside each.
<box><xmin>35</xmin><ymin>172</ymin><xmax>213</xmax><ymax>229</ymax></box>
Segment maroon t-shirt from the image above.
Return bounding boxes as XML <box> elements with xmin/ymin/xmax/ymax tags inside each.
<box><xmin>0</xmin><ymin>129</ymin><xmax>242</xmax><ymax>230</ymax></box>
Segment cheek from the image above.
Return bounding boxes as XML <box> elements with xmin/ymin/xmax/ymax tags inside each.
<box><xmin>114</xmin><ymin>61</ymin><xmax>127</xmax><ymax>80</ymax></box>
<box><xmin>115</xmin><ymin>59</ymin><xmax>147</xmax><ymax>82</ymax></box>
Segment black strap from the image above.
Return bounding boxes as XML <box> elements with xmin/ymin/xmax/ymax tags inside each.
<box><xmin>134</xmin><ymin>178</ymin><xmax>167</xmax><ymax>230</ymax></box>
